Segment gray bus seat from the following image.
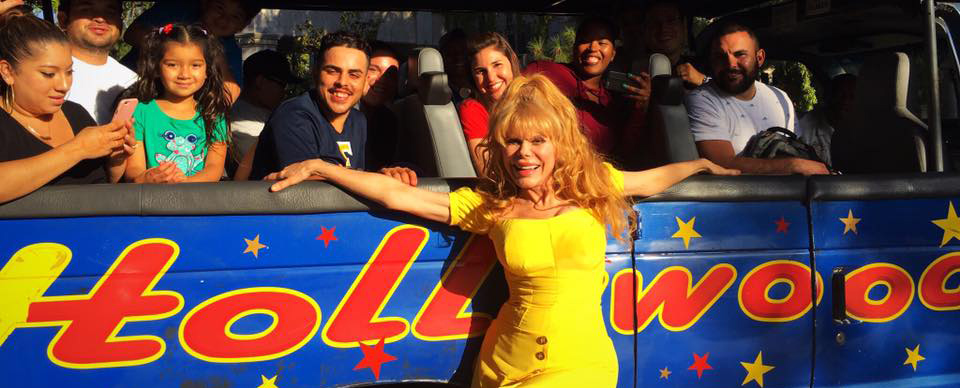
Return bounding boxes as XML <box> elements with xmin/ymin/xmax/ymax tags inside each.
<box><xmin>628</xmin><ymin>54</ymin><xmax>696</xmax><ymax>169</ymax></box>
<box><xmin>649</xmin><ymin>76</ymin><xmax>698</xmax><ymax>164</ymax></box>
<box><xmin>832</xmin><ymin>52</ymin><xmax>927</xmax><ymax>173</ymax></box>
<box><xmin>393</xmin><ymin>47</ymin><xmax>476</xmax><ymax>177</ymax></box>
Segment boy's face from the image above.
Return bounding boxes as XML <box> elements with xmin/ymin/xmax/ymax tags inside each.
<box><xmin>315</xmin><ymin>46</ymin><xmax>368</xmax><ymax>118</ymax></box>
<box><xmin>200</xmin><ymin>0</ymin><xmax>252</xmax><ymax>37</ymax></box>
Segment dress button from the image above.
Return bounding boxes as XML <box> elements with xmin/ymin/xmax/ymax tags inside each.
<box><xmin>536</xmin><ymin>336</ymin><xmax>548</xmax><ymax>345</ymax></box>
<box><xmin>536</xmin><ymin>352</ymin><xmax>545</xmax><ymax>360</ymax></box>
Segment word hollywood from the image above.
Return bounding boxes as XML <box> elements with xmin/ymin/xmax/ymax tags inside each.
<box><xmin>2</xmin><ymin>225</ymin><xmax>959</xmax><ymax>369</ymax></box>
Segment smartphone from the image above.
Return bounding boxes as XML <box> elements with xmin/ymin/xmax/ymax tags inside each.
<box><xmin>112</xmin><ymin>98</ymin><xmax>138</xmax><ymax>123</ymax></box>
<box><xmin>604</xmin><ymin>71</ymin><xmax>637</xmax><ymax>94</ymax></box>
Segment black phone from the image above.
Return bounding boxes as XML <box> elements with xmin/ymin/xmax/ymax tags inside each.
<box><xmin>604</xmin><ymin>71</ymin><xmax>638</xmax><ymax>94</ymax></box>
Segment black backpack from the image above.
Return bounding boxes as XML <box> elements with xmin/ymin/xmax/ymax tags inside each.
<box><xmin>741</xmin><ymin>127</ymin><xmax>839</xmax><ymax>173</ymax></box>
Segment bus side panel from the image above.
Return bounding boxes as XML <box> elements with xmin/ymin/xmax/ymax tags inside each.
<box><xmin>630</xmin><ymin>201</ymin><xmax>813</xmax><ymax>388</ymax></box>
<box><xmin>812</xmin><ymin>199</ymin><xmax>960</xmax><ymax>388</ymax></box>
<box><xmin>0</xmin><ymin>212</ymin><xmax>499</xmax><ymax>387</ymax></box>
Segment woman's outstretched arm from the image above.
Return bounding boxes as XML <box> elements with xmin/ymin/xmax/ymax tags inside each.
<box><xmin>622</xmin><ymin>158</ymin><xmax>740</xmax><ymax>197</ymax></box>
<box><xmin>268</xmin><ymin>159</ymin><xmax>451</xmax><ymax>223</ymax></box>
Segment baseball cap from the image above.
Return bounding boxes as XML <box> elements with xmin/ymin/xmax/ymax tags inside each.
<box><xmin>243</xmin><ymin>49</ymin><xmax>300</xmax><ymax>85</ymax></box>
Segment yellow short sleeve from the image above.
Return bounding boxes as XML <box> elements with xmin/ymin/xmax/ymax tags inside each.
<box><xmin>604</xmin><ymin>162</ymin><xmax>625</xmax><ymax>193</ymax></box>
<box><xmin>449</xmin><ymin>187</ymin><xmax>487</xmax><ymax>234</ymax></box>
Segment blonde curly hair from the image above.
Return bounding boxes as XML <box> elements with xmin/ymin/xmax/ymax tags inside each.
<box><xmin>474</xmin><ymin>74</ymin><xmax>635</xmax><ymax>241</ymax></box>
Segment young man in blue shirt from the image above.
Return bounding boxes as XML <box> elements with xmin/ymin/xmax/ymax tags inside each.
<box><xmin>251</xmin><ymin>31</ymin><xmax>390</xmax><ymax>181</ymax></box>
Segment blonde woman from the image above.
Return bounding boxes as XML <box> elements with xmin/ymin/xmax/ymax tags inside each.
<box><xmin>268</xmin><ymin>75</ymin><xmax>738</xmax><ymax>387</ymax></box>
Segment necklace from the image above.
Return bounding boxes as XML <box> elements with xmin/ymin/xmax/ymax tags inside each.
<box><xmin>10</xmin><ymin>110</ymin><xmax>52</xmax><ymax>140</ymax></box>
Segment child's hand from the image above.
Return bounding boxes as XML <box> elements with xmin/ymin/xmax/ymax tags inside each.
<box><xmin>143</xmin><ymin>162</ymin><xmax>186</xmax><ymax>184</ymax></box>
<box><xmin>69</xmin><ymin>120</ymin><xmax>129</xmax><ymax>160</ymax></box>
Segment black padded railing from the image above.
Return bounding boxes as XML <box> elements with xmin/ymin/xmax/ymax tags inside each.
<box><xmin>2</xmin><ymin>173</ymin><xmax>959</xmax><ymax>219</ymax></box>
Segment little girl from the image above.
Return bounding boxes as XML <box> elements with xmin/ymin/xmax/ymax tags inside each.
<box><xmin>124</xmin><ymin>23</ymin><xmax>231</xmax><ymax>183</ymax></box>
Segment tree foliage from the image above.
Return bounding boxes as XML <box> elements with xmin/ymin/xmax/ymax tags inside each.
<box><xmin>338</xmin><ymin>11</ymin><xmax>383</xmax><ymax>42</ymax></box>
<box><xmin>527</xmin><ymin>24</ymin><xmax>575</xmax><ymax>63</ymax></box>
<box><xmin>770</xmin><ymin>61</ymin><xmax>818</xmax><ymax>113</ymax></box>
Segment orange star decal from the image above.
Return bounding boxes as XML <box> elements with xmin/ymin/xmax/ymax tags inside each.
<box><xmin>688</xmin><ymin>352</ymin><xmax>713</xmax><ymax>379</ymax></box>
<box><xmin>243</xmin><ymin>234</ymin><xmax>267</xmax><ymax>258</ymax></box>
<box><xmin>353</xmin><ymin>337</ymin><xmax>397</xmax><ymax>380</ymax></box>
<box><xmin>775</xmin><ymin>216</ymin><xmax>790</xmax><ymax>234</ymax></box>
<box><xmin>316</xmin><ymin>226</ymin><xmax>338</xmax><ymax>248</ymax></box>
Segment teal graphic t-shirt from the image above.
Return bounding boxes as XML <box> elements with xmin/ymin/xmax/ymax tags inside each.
<box><xmin>133</xmin><ymin>100</ymin><xmax>228</xmax><ymax>176</ymax></box>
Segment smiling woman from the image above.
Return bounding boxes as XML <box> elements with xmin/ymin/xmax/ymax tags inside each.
<box><xmin>0</xmin><ymin>13</ymin><xmax>136</xmax><ymax>204</ymax></box>
<box><xmin>523</xmin><ymin>16</ymin><xmax>652</xmax><ymax>167</ymax></box>
<box><xmin>460</xmin><ymin>32</ymin><xmax>521</xmax><ymax>172</ymax></box>
<box><xmin>266</xmin><ymin>74</ymin><xmax>738</xmax><ymax>387</ymax></box>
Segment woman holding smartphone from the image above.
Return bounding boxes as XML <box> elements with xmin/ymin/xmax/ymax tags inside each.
<box><xmin>523</xmin><ymin>16</ymin><xmax>653</xmax><ymax>168</ymax></box>
<box><xmin>0</xmin><ymin>14</ymin><xmax>135</xmax><ymax>204</ymax></box>
<box><xmin>269</xmin><ymin>75</ymin><xmax>739</xmax><ymax>387</ymax></box>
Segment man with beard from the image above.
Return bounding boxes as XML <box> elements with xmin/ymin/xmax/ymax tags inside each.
<box><xmin>58</xmin><ymin>0</ymin><xmax>137</xmax><ymax>124</ymax></box>
<box><xmin>686</xmin><ymin>22</ymin><xmax>828</xmax><ymax>175</ymax></box>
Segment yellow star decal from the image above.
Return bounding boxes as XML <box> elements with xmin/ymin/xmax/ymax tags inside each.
<box><xmin>903</xmin><ymin>344</ymin><xmax>925</xmax><ymax>371</ymax></box>
<box><xmin>932</xmin><ymin>202</ymin><xmax>960</xmax><ymax>247</ymax></box>
<box><xmin>244</xmin><ymin>234</ymin><xmax>268</xmax><ymax>258</ymax></box>
<box><xmin>658</xmin><ymin>366</ymin><xmax>671</xmax><ymax>379</ymax></box>
<box><xmin>671</xmin><ymin>216</ymin><xmax>702</xmax><ymax>249</ymax></box>
<box><xmin>839</xmin><ymin>210</ymin><xmax>861</xmax><ymax>235</ymax></box>
<box><xmin>740</xmin><ymin>351</ymin><xmax>775</xmax><ymax>387</ymax></box>
<box><xmin>258</xmin><ymin>374</ymin><xmax>278</xmax><ymax>388</ymax></box>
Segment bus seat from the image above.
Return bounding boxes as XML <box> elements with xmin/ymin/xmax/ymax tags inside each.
<box><xmin>832</xmin><ymin>52</ymin><xmax>927</xmax><ymax>173</ymax></box>
<box><xmin>394</xmin><ymin>47</ymin><xmax>475</xmax><ymax>178</ymax></box>
<box><xmin>648</xmin><ymin>75</ymin><xmax>699</xmax><ymax>165</ymax></box>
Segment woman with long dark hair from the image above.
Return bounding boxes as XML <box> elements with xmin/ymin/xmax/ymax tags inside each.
<box><xmin>460</xmin><ymin>32</ymin><xmax>521</xmax><ymax>172</ymax></box>
<box><xmin>0</xmin><ymin>13</ymin><xmax>135</xmax><ymax>203</ymax></box>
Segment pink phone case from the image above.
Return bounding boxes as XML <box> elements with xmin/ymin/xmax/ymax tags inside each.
<box><xmin>112</xmin><ymin>98</ymin><xmax>138</xmax><ymax>123</ymax></box>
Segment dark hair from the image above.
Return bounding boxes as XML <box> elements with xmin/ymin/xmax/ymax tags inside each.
<box><xmin>368</xmin><ymin>40</ymin><xmax>399</xmax><ymax>60</ymax></box>
<box><xmin>58</xmin><ymin>0</ymin><xmax>123</xmax><ymax>17</ymax></box>
<box><xmin>131</xmin><ymin>23</ymin><xmax>232</xmax><ymax>150</ymax></box>
<box><xmin>465</xmin><ymin>32</ymin><xmax>520</xmax><ymax>97</ymax></box>
<box><xmin>712</xmin><ymin>21</ymin><xmax>760</xmax><ymax>49</ymax></box>
<box><xmin>438</xmin><ymin>28</ymin><xmax>467</xmax><ymax>50</ymax></box>
<box><xmin>314</xmin><ymin>30</ymin><xmax>370</xmax><ymax>68</ymax></box>
<box><xmin>576</xmin><ymin>15</ymin><xmax>620</xmax><ymax>43</ymax></box>
<box><xmin>4</xmin><ymin>5</ymin><xmax>33</xmax><ymax>18</ymax></box>
<box><xmin>0</xmin><ymin>13</ymin><xmax>69</xmax><ymax>108</ymax></box>
<box><xmin>639</xmin><ymin>0</ymin><xmax>687</xmax><ymax>24</ymax></box>
<box><xmin>203</xmin><ymin>0</ymin><xmax>261</xmax><ymax>21</ymax></box>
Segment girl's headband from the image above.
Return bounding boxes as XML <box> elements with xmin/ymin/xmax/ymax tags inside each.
<box><xmin>157</xmin><ymin>23</ymin><xmax>208</xmax><ymax>36</ymax></box>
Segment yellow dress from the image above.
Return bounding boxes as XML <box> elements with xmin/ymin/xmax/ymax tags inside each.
<box><xmin>449</xmin><ymin>165</ymin><xmax>623</xmax><ymax>388</ymax></box>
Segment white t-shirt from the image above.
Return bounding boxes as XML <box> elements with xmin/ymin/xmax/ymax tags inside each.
<box><xmin>686</xmin><ymin>80</ymin><xmax>796</xmax><ymax>155</ymax></box>
<box><xmin>66</xmin><ymin>56</ymin><xmax>138</xmax><ymax>125</ymax></box>
<box><xmin>229</xmin><ymin>98</ymin><xmax>271</xmax><ymax>158</ymax></box>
